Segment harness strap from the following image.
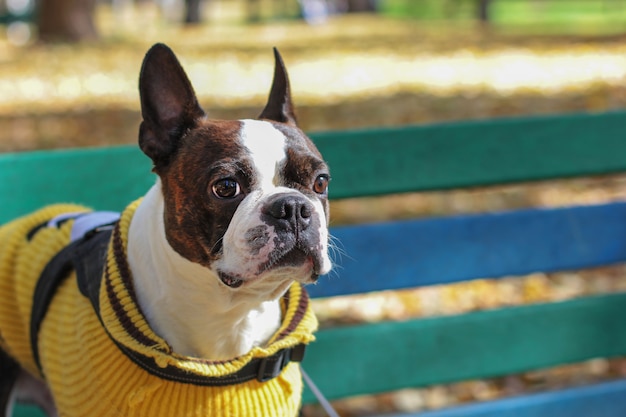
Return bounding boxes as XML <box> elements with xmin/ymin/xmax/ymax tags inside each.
<box><xmin>29</xmin><ymin>218</ymin><xmax>306</xmax><ymax>386</ymax></box>
<box><xmin>0</xmin><ymin>349</ymin><xmax>20</xmax><ymax>416</ymax></box>
<box><xmin>112</xmin><ymin>339</ymin><xmax>306</xmax><ymax>387</ymax></box>
<box><xmin>30</xmin><ymin>223</ymin><xmax>115</xmax><ymax>372</ymax></box>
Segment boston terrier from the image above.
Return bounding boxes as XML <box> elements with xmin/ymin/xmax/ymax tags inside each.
<box><xmin>0</xmin><ymin>43</ymin><xmax>332</xmax><ymax>417</ymax></box>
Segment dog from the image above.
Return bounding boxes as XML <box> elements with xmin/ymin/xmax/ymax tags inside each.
<box><xmin>0</xmin><ymin>43</ymin><xmax>332</xmax><ymax>417</ymax></box>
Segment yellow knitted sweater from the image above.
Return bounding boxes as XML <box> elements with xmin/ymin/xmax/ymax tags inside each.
<box><xmin>0</xmin><ymin>201</ymin><xmax>318</xmax><ymax>417</ymax></box>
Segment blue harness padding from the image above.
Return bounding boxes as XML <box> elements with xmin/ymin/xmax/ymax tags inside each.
<box><xmin>45</xmin><ymin>211</ymin><xmax>121</xmax><ymax>243</ymax></box>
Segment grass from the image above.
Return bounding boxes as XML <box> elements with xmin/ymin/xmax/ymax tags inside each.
<box><xmin>380</xmin><ymin>0</ymin><xmax>626</xmax><ymax>34</ymax></box>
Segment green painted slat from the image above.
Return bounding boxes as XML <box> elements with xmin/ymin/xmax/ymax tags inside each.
<box><xmin>13</xmin><ymin>405</ymin><xmax>45</xmax><ymax>417</ymax></box>
<box><xmin>0</xmin><ymin>146</ymin><xmax>155</xmax><ymax>224</ymax></box>
<box><xmin>302</xmin><ymin>292</ymin><xmax>626</xmax><ymax>404</ymax></box>
<box><xmin>312</xmin><ymin>111</ymin><xmax>626</xmax><ymax>199</ymax></box>
<box><xmin>1</xmin><ymin>112</ymin><xmax>625</xmax><ymax>222</ymax></box>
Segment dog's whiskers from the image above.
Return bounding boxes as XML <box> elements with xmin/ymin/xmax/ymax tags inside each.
<box><xmin>325</xmin><ymin>233</ymin><xmax>348</xmax><ymax>280</ymax></box>
<box><xmin>328</xmin><ymin>233</ymin><xmax>349</xmax><ymax>264</ymax></box>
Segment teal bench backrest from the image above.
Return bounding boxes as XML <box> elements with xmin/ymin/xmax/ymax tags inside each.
<box><xmin>3</xmin><ymin>110</ymin><xmax>626</xmax><ymax>417</ymax></box>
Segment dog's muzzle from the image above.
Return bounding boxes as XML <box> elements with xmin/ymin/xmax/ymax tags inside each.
<box><xmin>260</xmin><ymin>194</ymin><xmax>325</xmax><ymax>275</ymax></box>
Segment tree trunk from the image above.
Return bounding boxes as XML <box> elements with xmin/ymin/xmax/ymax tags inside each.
<box><xmin>346</xmin><ymin>0</ymin><xmax>377</xmax><ymax>12</ymax></box>
<box><xmin>477</xmin><ymin>0</ymin><xmax>491</xmax><ymax>23</ymax></box>
<box><xmin>184</xmin><ymin>0</ymin><xmax>203</xmax><ymax>24</ymax></box>
<box><xmin>247</xmin><ymin>0</ymin><xmax>261</xmax><ymax>22</ymax></box>
<box><xmin>37</xmin><ymin>0</ymin><xmax>98</xmax><ymax>42</ymax></box>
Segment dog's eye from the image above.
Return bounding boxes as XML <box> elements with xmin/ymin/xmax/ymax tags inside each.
<box><xmin>212</xmin><ymin>179</ymin><xmax>241</xmax><ymax>199</ymax></box>
<box><xmin>313</xmin><ymin>175</ymin><xmax>329</xmax><ymax>195</ymax></box>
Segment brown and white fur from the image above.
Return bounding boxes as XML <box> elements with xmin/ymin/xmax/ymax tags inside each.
<box><xmin>2</xmin><ymin>43</ymin><xmax>331</xmax><ymax>416</ymax></box>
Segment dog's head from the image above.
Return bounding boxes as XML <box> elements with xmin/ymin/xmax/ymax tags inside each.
<box><xmin>138</xmin><ymin>43</ymin><xmax>331</xmax><ymax>296</ymax></box>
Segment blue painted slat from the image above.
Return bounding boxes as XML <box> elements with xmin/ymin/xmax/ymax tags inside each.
<box><xmin>375</xmin><ymin>379</ymin><xmax>626</xmax><ymax>417</ymax></box>
<box><xmin>309</xmin><ymin>202</ymin><xmax>626</xmax><ymax>298</ymax></box>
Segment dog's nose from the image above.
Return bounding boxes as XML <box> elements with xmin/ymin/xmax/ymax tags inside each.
<box><xmin>264</xmin><ymin>194</ymin><xmax>313</xmax><ymax>232</ymax></box>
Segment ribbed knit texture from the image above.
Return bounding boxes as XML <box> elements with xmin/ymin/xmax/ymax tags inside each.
<box><xmin>0</xmin><ymin>201</ymin><xmax>318</xmax><ymax>417</ymax></box>
<box><xmin>0</xmin><ymin>204</ymin><xmax>89</xmax><ymax>378</ymax></box>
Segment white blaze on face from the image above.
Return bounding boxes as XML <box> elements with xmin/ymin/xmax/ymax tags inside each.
<box><xmin>216</xmin><ymin>119</ymin><xmax>331</xmax><ymax>287</ymax></box>
<box><xmin>240</xmin><ymin>119</ymin><xmax>287</xmax><ymax>189</ymax></box>
<box><xmin>217</xmin><ymin>120</ymin><xmax>287</xmax><ymax>278</ymax></box>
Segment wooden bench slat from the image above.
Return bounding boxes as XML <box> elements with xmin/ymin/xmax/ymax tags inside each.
<box><xmin>313</xmin><ymin>111</ymin><xmax>626</xmax><ymax>199</ymax></box>
<box><xmin>2</xmin><ymin>111</ymin><xmax>626</xmax><ymax>223</ymax></box>
<box><xmin>13</xmin><ymin>406</ymin><xmax>44</xmax><ymax>417</ymax></box>
<box><xmin>373</xmin><ymin>379</ymin><xmax>626</xmax><ymax>417</ymax></box>
<box><xmin>302</xmin><ymin>293</ymin><xmax>626</xmax><ymax>403</ymax></box>
<box><xmin>309</xmin><ymin>202</ymin><xmax>626</xmax><ymax>298</ymax></box>
<box><xmin>0</xmin><ymin>146</ymin><xmax>154</xmax><ymax>224</ymax></box>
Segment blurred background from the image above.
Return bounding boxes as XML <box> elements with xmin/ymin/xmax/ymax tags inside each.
<box><xmin>2</xmin><ymin>0</ymin><xmax>626</xmax><ymax>416</ymax></box>
<box><xmin>1</xmin><ymin>0</ymin><xmax>626</xmax><ymax>151</ymax></box>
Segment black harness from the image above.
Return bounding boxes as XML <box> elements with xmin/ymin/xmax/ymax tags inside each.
<box><xmin>28</xmin><ymin>218</ymin><xmax>305</xmax><ymax>386</ymax></box>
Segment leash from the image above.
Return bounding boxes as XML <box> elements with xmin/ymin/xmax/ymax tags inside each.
<box><xmin>301</xmin><ymin>366</ymin><xmax>341</xmax><ymax>417</ymax></box>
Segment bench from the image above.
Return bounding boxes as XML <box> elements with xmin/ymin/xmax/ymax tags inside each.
<box><xmin>3</xmin><ymin>110</ymin><xmax>626</xmax><ymax>417</ymax></box>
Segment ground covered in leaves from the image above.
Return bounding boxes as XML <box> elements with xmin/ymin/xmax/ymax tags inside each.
<box><xmin>2</xmin><ymin>4</ymin><xmax>626</xmax><ymax>416</ymax></box>
<box><xmin>1</xmin><ymin>5</ymin><xmax>626</xmax><ymax>150</ymax></box>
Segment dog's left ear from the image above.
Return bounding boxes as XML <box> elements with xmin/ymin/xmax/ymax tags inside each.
<box><xmin>259</xmin><ymin>48</ymin><xmax>297</xmax><ymax>126</ymax></box>
<box><xmin>138</xmin><ymin>43</ymin><xmax>206</xmax><ymax>168</ymax></box>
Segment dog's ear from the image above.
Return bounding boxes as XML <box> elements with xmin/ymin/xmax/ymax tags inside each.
<box><xmin>138</xmin><ymin>43</ymin><xmax>205</xmax><ymax>168</ymax></box>
<box><xmin>259</xmin><ymin>48</ymin><xmax>297</xmax><ymax>126</ymax></box>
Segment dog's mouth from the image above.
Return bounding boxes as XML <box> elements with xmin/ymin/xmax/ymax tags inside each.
<box><xmin>218</xmin><ymin>247</ymin><xmax>322</xmax><ymax>289</ymax></box>
<box><xmin>218</xmin><ymin>271</ymin><xmax>245</xmax><ymax>289</ymax></box>
<box><xmin>260</xmin><ymin>247</ymin><xmax>319</xmax><ymax>277</ymax></box>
